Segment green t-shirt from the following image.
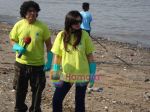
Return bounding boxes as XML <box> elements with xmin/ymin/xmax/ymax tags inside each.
<box><xmin>10</xmin><ymin>19</ymin><xmax>51</xmax><ymax>66</ymax></box>
<box><xmin>51</xmin><ymin>30</ymin><xmax>95</xmax><ymax>82</ymax></box>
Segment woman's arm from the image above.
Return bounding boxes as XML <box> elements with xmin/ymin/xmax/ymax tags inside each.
<box><xmin>87</xmin><ymin>53</ymin><xmax>96</xmax><ymax>88</ymax></box>
<box><xmin>53</xmin><ymin>54</ymin><xmax>62</xmax><ymax>64</ymax></box>
<box><xmin>87</xmin><ymin>53</ymin><xmax>94</xmax><ymax>62</ymax></box>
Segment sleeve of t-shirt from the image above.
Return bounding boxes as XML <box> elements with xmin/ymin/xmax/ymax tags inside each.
<box><xmin>51</xmin><ymin>31</ymin><xmax>63</xmax><ymax>56</ymax></box>
<box><xmin>9</xmin><ymin>23</ymin><xmax>19</xmax><ymax>42</ymax></box>
<box><xmin>43</xmin><ymin>24</ymin><xmax>51</xmax><ymax>41</ymax></box>
<box><xmin>85</xmin><ymin>32</ymin><xmax>95</xmax><ymax>55</ymax></box>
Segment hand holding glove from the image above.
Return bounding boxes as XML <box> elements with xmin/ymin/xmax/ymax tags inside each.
<box><xmin>12</xmin><ymin>43</ymin><xmax>26</xmax><ymax>54</ymax></box>
<box><xmin>43</xmin><ymin>51</ymin><xmax>53</xmax><ymax>71</ymax></box>
<box><xmin>51</xmin><ymin>64</ymin><xmax>63</xmax><ymax>87</ymax></box>
<box><xmin>89</xmin><ymin>62</ymin><xmax>96</xmax><ymax>88</ymax></box>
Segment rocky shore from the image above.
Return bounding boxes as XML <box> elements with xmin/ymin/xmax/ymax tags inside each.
<box><xmin>0</xmin><ymin>22</ymin><xmax>150</xmax><ymax>112</ymax></box>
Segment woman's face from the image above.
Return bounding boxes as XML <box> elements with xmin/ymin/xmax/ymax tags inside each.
<box><xmin>25</xmin><ymin>7</ymin><xmax>37</xmax><ymax>24</ymax></box>
<box><xmin>71</xmin><ymin>16</ymin><xmax>82</xmax><ymax>30</ymax></box>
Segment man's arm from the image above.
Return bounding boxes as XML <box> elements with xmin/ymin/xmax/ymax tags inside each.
<box><xmin>10</xmin><ymin>39</ymin><xmax>26</xmax><ymax>54</ymax></box>
<box><xmin>10</xmin><ymin>39</ymin><xmax>17</xmax><ymax>46</ymax></box>
<box><xmin>43</xmin><ymin>37</ymin><xmax>53</xmax><ymax>71</ymax></box>
<box><xmin>45</xmin><ymin>37</ymin><xmax>52</xmax><ymax>52</ymax></box>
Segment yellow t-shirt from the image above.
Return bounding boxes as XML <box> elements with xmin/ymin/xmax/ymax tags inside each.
<box><xmin>9</xmin><ymin>19</ymin><xmax>51</xmax><ymax>66</ymax></box>
<box><xmin>51</xmin><ymin>30</ymin><xmax>95</xmax><ymax>82</ymax></box>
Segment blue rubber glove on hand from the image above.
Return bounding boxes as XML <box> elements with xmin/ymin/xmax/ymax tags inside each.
<box><xmin>51</xmin><ymin>64</ymin><xmax>63</xmax><ymax>87</ymax></box>
<box><xmin>53</xmin><ymin>64</ymin><xmax>61</xmax><ymax>72</ymax></box>
<box><xmin>43</xmin><ymin>51</ymin><xmax>53</xmax><ymax>71</ymax></box>
<box><xmin>12</xmin><ymin>43</ymin><xmax>26</xmax><ymax>54</ymax></box>
<box><xmin>52</xmin><ymin>64</ymin><xmax>61</xmax><ymax>81</ymax></box>
<box><xmin>89</xmin><ymin>62</ymin><xmax>96</xmax><ymax>88</ymax></box>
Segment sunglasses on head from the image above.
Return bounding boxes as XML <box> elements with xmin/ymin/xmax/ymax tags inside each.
<box><xmin>72</xmin><ymin>19</ymin><xmax>82</xmax><ymax>25</ymax></box>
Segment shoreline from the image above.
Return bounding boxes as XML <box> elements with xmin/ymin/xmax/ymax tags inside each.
<box><xmin>0</xmin><ymin>20</ymin><xmax>150</xmax><ymax>49</ymax></box>
<box><xmin>50</xmin><ymin>27</ymin><xmax>150</xmax><ymax>50</ymax></box>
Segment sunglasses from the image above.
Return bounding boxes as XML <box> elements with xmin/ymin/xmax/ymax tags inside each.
<box><xmin>72</xmin><ymin>19</ymin><xmax>82</xmax><ymax>25</ymax></box>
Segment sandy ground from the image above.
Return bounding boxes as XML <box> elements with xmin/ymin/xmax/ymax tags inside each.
<box><xmin>0</xmin><ymin>22</ymin><xmax>150</xmax><ymax>112</ymax></box>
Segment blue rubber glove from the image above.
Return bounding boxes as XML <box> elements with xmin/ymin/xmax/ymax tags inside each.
<box><xmin>12</xmin><ymin>43</ymin><xmax>26</xmax><ymax>54</ymax></box>
<box><xmin>89</xmin><ymin>62</ymin><xmax>96</xmax><ymax>88</ymax></box>
<box><xmin>43</xmin><ymin>51</ymin><xmax>53</xmax><ymax>71</ymax></box>
<box><xmin>51</xmin><ymin>64</ymin><xmax>63</xmax><ymax>87</ymax></box>
<box><xmin>52</xmin><ymin>64</ymin><xmax>61</xmax><ymax>81</ymax></box>
<box><xmin>53</xmin><ymin>64</ymin><xmax>61</xmax><ymax>72</ymax></box>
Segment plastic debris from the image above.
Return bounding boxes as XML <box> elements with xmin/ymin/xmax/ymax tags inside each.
<box><xmin>11</xmin><ymin>89</ymin><xmax>15</xmax><ymax>92</ymax></box>
<box><xmin>87</xmin><ymin>87</ymin><xmax>103</xmax><ymax>93</ymax></box>
<box><xmin>112</xmin><ymin>100</ymin><xmax>117</xmax><ymax>104</ymax></box>
<box><xmin>144</xmin><ymin>92</ymin><xmax>150</xmax><ymax>101</ymax></box>
<box><xmin>123</xmin><ymin>67</ymin><xmax>127</xmax><ymax>70</ymax></box>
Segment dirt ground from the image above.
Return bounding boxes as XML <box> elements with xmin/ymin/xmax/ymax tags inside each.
<box><xmin>0</xmin><ymin>22</ymin><xmax>150</xmax><ymax>112</ymax></box>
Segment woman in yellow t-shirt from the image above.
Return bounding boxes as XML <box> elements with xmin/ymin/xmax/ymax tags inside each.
<box><xmin>51</xmin><ymin>10</ymin><xmax>96</xmax><ymax>112</ymax></box>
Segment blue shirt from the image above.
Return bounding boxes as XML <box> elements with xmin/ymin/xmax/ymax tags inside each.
<box><xmin>80</xmin><ymin>11</ymin><xmax>92</xmax><ymax>31</ymax></box>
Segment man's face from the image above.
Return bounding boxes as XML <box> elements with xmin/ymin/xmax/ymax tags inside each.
<box><xmin>25</xmin><ymin>7</ymin><xmax>37</xmax><ymax>24</ymax></box>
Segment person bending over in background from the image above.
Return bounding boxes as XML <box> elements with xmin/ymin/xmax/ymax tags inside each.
<box><xmin>80</xmin><ymin>2</ymin><xmax>93</xmax><ymax>35</ymax></box>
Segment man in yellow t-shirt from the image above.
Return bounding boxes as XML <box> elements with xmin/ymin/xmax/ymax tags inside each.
<box><xmin>9</xmin><ymin>1</ymin><xmax>52</xmax><ymax>112</ymax></box>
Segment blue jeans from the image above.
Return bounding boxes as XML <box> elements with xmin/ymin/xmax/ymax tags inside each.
<box><xmin>13</xmin><ymin>62</ymin><xmax>46</xmax><ymax>112</ymax></box>
<box><xmin>52</xmin><ymin>81</ymin><xmax>87</xmax><ymax>112</ymax></box>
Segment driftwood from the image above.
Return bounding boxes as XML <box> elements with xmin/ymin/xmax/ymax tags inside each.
<box><xmin>91</xmin><ymin>37</ymin><xmax>131</xmax><ymax>66</ymax></box>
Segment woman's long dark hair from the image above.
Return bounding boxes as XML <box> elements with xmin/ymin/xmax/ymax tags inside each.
<box><xmin>63</xmin><ymin>10</ymin><xmax>82</xmax><ymax>51</ymax></box>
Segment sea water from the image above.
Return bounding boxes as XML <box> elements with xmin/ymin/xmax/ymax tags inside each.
<box><xmin>0</xmin><ymin>0</ymin><xmax>150</xmax><ymax>47</ymax></box>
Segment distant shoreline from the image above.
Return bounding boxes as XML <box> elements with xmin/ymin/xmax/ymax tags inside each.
<box><xmin>1</xmin><ymin>20</ymin><xmax>150</xmax><ymax>50</ymax></box>
<box><xmin>1</xmin><ymin>0</ymin><xmax>150</xmax><ymax>48</ymax></box>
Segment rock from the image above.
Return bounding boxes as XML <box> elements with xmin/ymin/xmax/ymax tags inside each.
<box><xmin>144</xmin><ymin>92</ymin><xmax>150</xmax><ymax>101</ymax></box>
<box><xmin>130</xmin><ymin>53</ymin><xmax>134</xmax><ymax>56</ymax></box>
<box><xmin>112</xmin><ymin>100</ymin><xmax>117</xmax><ymax>104</ymax></box>
<box><xmin>11</xmin><ymin>89</ymin><xmax>15</xmax><ymax>92</ymax></box>
<box><xmin>144</xmin><ymin>79</ymin><xmax>150</xmax><ymax>83</ymax></box>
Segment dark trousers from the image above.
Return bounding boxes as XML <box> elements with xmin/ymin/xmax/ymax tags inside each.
<box><xmin>52</xmin><ymin>82</ymin><xmax>87</xmax><ymax>112</ymax></box>
<box><xmin>13</xmin><ymin>62</ymin><xmax>46</xmax><ymax>112</ymax></box>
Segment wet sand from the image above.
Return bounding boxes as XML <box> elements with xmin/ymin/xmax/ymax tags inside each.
<box><xmin>0</xmin><ymin>22</ymin><xmax>150</xmax><ymax>112</ymax></box>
